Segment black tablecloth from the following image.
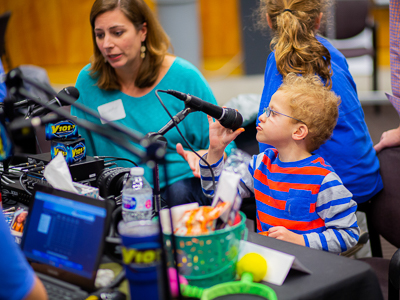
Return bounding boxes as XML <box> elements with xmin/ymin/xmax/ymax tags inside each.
<box><xmin>248</xmin><ymin>232</ymin><xmax>384</xmax><ymax>300</ymax></box>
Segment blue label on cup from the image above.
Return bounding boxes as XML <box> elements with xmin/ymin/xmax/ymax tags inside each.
<box><xmin>119</xmin><ymin>222</ymin><xmax>163</xmax><ymax>300</ymax></box>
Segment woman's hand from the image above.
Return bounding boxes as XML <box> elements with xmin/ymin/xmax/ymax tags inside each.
<box><xmin>176</xmin><ymin>143</ymin><xmax>207</xmax><ymax>178</ymax></box>
<box><xmin>374</xmin><ymin>125</ymin><xmax>400</xmax><ymax>153</ymax></box>
<box><xmin>268</xmin><ymin>226</ymin><xmax>306</xmax><ymax>246</ymax></box>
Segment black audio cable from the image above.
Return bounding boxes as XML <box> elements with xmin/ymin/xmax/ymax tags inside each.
<box><xmin>18</xmin><ymin>161</ymin><xmax>45</xmax><ymax>171</ymax></box>
<box><xmin>94</xmin><ymin>156</ymin><xmax>138</xmax><ymax>167</ymax></box>
<box><xmin>9</xmin><ymin>160</ymin><xmax>38</xmax><ymax>169</ymax></box>
<box><xmin>104</xmin><ymin>162</ymin><xmax>118</xmax><ymax>168</ymax></box>
<box><xmin>19</xmin><ymin>173</ymin><xmax>32</xmax><ymax>196</ymax></box>
<box><xmin>26</xmin><ymin>165</ymin><xmax>45</xmax><ymax>173</ymax></box>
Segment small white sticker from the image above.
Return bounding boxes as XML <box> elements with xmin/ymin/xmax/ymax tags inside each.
<box><xmin>98</xmin><ymin>99</ymin><xmax>126</xmax><ymax>124</ymax></box>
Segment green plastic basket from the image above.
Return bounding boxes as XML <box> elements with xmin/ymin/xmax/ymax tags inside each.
<box><xmin>164</xmin><ymin>211</ymin><xmax>248</xmax><ymax>288</ymax></box>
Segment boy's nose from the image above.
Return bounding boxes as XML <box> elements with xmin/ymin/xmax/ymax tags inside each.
<box><xmin>259</xmin><ymin>113</ymin><xmax>266</xmax><ymax>122</ymax></box>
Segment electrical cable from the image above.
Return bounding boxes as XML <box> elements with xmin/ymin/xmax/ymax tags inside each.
<box><xmin>0</xmin><ymin>178</ymin><xmax>8</xmax><ymax>185</ymax></box>
<box><xmin>19</xmin><ymin>173</ymin><xmax>32</xmax><ymax>196</ymax></box>
<box><xmin>95</xmin><ymin>156</ymin><xmax>138</xmax><ymax>167</ymax></box>
<box><xmin>155</xmin><ymin>89</ymin><xmax>216</xmax><ymax>195</ymax></box>
<box><xmin>2</xmin><ymin>175</ymin><xmax>15</xmax><ymax>184</ymax></box>
<box><xmin>103</xmin><ymin>162</ymin><xmax>118</xmax><ymax>168</ymax></box>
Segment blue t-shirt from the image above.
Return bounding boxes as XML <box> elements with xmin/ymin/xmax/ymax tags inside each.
<box><xmin>258</xmin><ymin>36</ymin><xmax>383</xmax><ymax>204</ymax></box>
<box><xmin>0</xmin><ymin>212</ymin><xmax>35</xmax><ymax>300</ymax></box>
<box><xmin>71</xmin><ymin>57</ymin><xmax>235</xmax><ymax>188</ymax></box>
<box><xmin>0</xmin><ymin>59</ymin><xmax>6</xmax><ymax>102</ymax></box>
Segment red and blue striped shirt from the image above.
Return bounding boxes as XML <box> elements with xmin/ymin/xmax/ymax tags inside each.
<box><xmin>200</xmin><ymin>149</ymin><xmax>360</xmax><ymax>253</ymax></box>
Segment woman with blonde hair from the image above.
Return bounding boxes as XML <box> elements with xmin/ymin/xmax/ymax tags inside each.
<box><xmin>71</xmin><ymin>0</ymin><xmax>235</xmax><ymax>207</ymax></box>
<box><xmin>256</xmin><ymin>0</ymin><xmax>382</xmax><ymax>204</ymax></box>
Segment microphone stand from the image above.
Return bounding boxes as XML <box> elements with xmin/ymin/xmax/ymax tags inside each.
<box><xmin>145</xmin><ymin>107</ymin><xmax>192</xmax><ymax>300</ymax></box>
<box><xmin>145</xmin><ymin>107</ymin><xmax>192</xmax><ymax>214</ymax></box>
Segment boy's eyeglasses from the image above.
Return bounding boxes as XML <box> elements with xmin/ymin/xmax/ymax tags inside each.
<box><xmin>263</xmin><ymin>107</ymin><xmax>306</xmax><ymax>125</ymax></box>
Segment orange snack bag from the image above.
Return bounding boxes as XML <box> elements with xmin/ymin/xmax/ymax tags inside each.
<box><xmin>174</xmin><ymin>202</ymin><xmax>229</xmax><ymax>236</ymax></box>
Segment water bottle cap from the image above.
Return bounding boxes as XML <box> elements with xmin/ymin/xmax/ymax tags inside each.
<box><xmin>130</xmin><ymin>167</ymin><xmax>144</xmax><ymax>176</ymax></box>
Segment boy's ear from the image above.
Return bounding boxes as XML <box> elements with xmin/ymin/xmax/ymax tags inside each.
<box><xmin>315</xmin><ymin>12</ymin><xmax>323</xmax><ymax>30</ymax></box>
<box><xmin>266</xmin><ymin>14</ymin><xmax>273</xmax><ymax>29</ymax></box>
<box><xmin>292</xmin><ymin>123</ymin><xmax>308</xmax><ymax>141</ymax></box>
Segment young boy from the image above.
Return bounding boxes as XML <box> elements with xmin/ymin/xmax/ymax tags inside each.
<box><xmin>200</xmin><ymin>73</ymin><xmax>360</xmax><ymax>253</ymax></box>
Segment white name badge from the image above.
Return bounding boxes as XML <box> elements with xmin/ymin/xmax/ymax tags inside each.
<box><xmin>97</xmin><ymin>99</ymin><xmax>126</xmax><ymax>124</ymax></box>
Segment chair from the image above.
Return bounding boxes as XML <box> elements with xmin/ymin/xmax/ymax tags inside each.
<box><xmin>321</xmin><ymin>0</ymin><xmax>378</xmax><ymax>91</ymax></box>
<box><xmin>0</xmin><ymin>11</ymin><xmax>12</xmax><ymax>71</ymax></box>
<box><xmin>357</xmin><ymin>146</ymin><xmax>400</xmax><ymax>300</ymax></box>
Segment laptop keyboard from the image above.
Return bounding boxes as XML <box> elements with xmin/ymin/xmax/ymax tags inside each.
<box><xmin>42</xmin><ymin>280</ymin><xmax>89</xmax><ymax>300</ymax></box>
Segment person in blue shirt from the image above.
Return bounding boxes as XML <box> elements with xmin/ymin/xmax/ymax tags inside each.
<box><xmin>0</xmin><ymin>58</ymin><xmax>6</xmax><ymax>102</ymax></box>
<box><xmin>255</xmin><ymin>0</ymin><xmax>382</xmax><ymax>204</ymax></box>
<box><xmin>0</xmin><ymin>211</ymin><xmax>47</xmax><ymax>300</ymax></box>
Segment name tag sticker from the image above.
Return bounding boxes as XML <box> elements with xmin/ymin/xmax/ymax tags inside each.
<box><xmin>98</xmin><ymin>99</ymin><xmax>126</xmax><ymax>124</ymax></box>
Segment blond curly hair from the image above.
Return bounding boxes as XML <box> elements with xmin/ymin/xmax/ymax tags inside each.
<box><xmin>256</xmin><ymin>0</ymin><xmax>333</xmax><ymax>88</ymax></box>
<box><xmin>278</xmin><ymin>73</ymin><xmax>340</xmax><ymax>152</ymax></box>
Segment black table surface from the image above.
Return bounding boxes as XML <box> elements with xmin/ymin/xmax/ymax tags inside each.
<box><xmin>247</xmin><ymin>231</ymin><xmax>384</xmax><ymax>300</ymax></box>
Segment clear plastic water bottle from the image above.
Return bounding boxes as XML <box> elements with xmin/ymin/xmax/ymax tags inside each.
<box><xmin>122</xmin><ymin>167</ymin><xmax>153</xmax><ymax>222</ymax></box>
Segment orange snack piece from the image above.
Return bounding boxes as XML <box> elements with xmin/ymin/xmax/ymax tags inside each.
<box><xmin>174</xmin><ymin>202</ymin><xmax>229</xmax><ymax>236</ymax></box>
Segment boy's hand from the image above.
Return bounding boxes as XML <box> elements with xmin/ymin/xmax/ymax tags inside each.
<box><xmin>207</xmin><ymin>114</ymin><xmax>244</xmax><ymax>164</ymax></box>
<box><xmin>176</xmin><ymin>143</ymin><xmax>207</xmax><ymax>178</ymax></box>
<box><xmin>268</xmin><ymin>226</ymin><xmax>306</xmax><ymax>246</ymax></box>
<box><xmin>208</xmin><ymin>115</ymin><xmax>244</xmax><ymax>150</ymax></box>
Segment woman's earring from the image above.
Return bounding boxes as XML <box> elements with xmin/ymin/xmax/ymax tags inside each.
<box><xmin>140</xmin><ymin>43</ymin><xmax>146</xmax><ymax>59</ymax></box>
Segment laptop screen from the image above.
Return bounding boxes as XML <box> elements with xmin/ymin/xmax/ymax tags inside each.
<box><xmin>21</xmin><ymin>185</ymin><xmax>108</xmax><ymax>290</ymax></box>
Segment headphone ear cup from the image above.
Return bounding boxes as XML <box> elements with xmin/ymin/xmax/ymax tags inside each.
<box><xmin>97</xmin><ymin>167</ymin><xmax>122</xmax><ymax>198</ymax></box>
<box><xmin>97</xmin><ymin>167</ymin><xmax>131</xmax><ymax>199</ymax></box>
<box><xmin>111</xmin><ymin>171</ymin><xmax>130</xmax><ymax>198</ymax></box>
<box><xmin>105</xmin><ymin>168</ymin><xmax>130</xmax><ymax>199</ymax></box>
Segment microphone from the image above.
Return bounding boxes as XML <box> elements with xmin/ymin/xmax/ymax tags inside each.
<box><xmin>166</xmin><ymin>90</ymin><xmax>243</xmax><ymax>131</ymax></box>
<box><xmin>28</xmin><ymin>86</ymin><xmax>80</xmax><ymax>118</ymax></box>
<box><xmin>0</xmin><ymin>98</ymin><xmax>38</xmax><ymax>109</ymax></box>
<box><xmin>13</xmin><ymin>98</ymin><xmax>38</xmax><ymax>108</ymax></box>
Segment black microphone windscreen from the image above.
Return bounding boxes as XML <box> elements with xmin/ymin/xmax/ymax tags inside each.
<box><xmin>57</xmin><ymin>86</ymin><xmax>80</xmax><ymax>105</ymax></box>
<box><xmin>220</xmin><ymin>108</ymin><xmax>243</xmax><ymax>131</ymax></box>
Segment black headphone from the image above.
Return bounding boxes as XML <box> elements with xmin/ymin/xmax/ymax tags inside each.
<box><xmin>97</xmin><ymin>167</ymin><xmax>130</xmax><ymax>199</ymax></box>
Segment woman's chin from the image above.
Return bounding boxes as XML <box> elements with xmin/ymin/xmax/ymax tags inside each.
<box><xmin>107</xmin><ymin>59</ymin><xmax>127</xmax><ymax>69</ymax></box>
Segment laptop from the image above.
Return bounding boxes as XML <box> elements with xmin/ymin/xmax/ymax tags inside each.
<box><xmin>20</xmin><ymin>184</ymin><xmax>109</xmax><ymax>300</ymax></box>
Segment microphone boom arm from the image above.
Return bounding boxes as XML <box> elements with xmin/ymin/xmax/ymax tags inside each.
<box><xmin>10</xmin><ymin>85</ymin><xmax>148</xmax><ymax>160</ymax></box>
<box><xmin>159</xmin><ymin>107</ymin><xmax>192</xmax><ymax>136</ymax></box>
<box><xmin>6</xmin><ymin>69</ymin><xmax>145</xmax><ymax>149</ymax></box>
